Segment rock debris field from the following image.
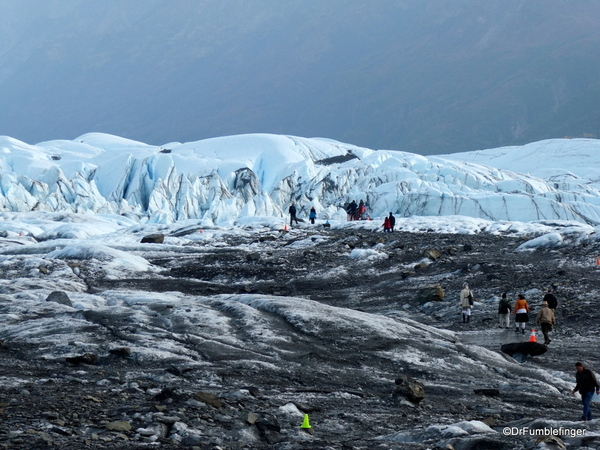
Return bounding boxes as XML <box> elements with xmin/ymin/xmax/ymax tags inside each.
<box><xmin>2</xmin><ymin>223</ymin><xmax>600</xmax><ymax>450</ymax></box>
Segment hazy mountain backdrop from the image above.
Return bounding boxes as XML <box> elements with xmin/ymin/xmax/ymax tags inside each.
<box><xmin>1</xmin><ymin>0</ymin><xmax>599</xmax><ymax>154</ymax></box>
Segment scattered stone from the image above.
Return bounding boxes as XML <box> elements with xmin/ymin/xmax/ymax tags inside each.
<box><xmin>246</xmin><ymin>252</ymin><xmax>261</xmax><ymax>262</ymax></box>
<box><xmin>473</xmin><ymin>388</ymin><xmax>500</xmax><ymax>396</ymax></box>
<box><xmin>423</xmin><ymin>249</ymin><xmax>441</xmax><ymax>260</ymax></box>
<box><xmin>535</xmin><ymin>435</ymin><xmax>566</xmax><ymax>449</ymax></box>
<box><xmin>393</xmin><ymin>374</ymin><xmax>425</xmax><ymax>405</ymax></box>
<box><xmin>46</xmin><ymin>291</ymin><xmax>73</xmax><ymax>307</ymax></box>
<box><xmin>255</xmin><ymin>415</ymin><xmax>282</xmax><ymax>443</ymax></box>
<box><xmin>416</xmin><ymin>284</ymin><xmax>444</xmax><ymax>303</ymax></box>
<box><xmin>154</xmin><ymin>387</ymin><xmax>177</xmax><ymax>401</ymax></box>
<box><xmin>193</xmin><ymin>392</ymin><xmax>223</xmax><ymax>408</ymax></box>
<box><xmin>39</xmin><ymin>266</ymin><xmax>49</xmax><ymax>274</ymax></box>
<box><xmin>141</xmin><ymin>234</ymin><xmax>165</xmax><ymax>244</ymax></box>
<box><xmin>246</xmin><ymin>412</ymin><xmax>259</xmax><ymax>424</ymax></box>
<box><xmin>181</xmin><ymin>434</ymin><xmax>203</xmax><ymax>446</ymax></box>
<box><xmin>259</xmin><ymin>235</ymin><xmax>277</xmax><ymax>242</ymax></box>
<box><xmin>242</xmin><ymin>386</ymin><xmax>260</xmax><ymax>397</ymax></box>
<box><xmin>108</xmin><ymin>347</ymin><xmax>132</xmax><ymax>358</ymax></box>
<box><xmin>166</xmin><ymin>366</ymin><xmax>193</xmax><ymax>376</ymax></box>
<box><xmin>66</xmin><ymin>353</ymin><xmax>98</xmax><ymax>365</ymax></box>
<box><xmin>106</xmin><ymin>421</ymin><xmax>131</xmax><ymax>432</ymax></box>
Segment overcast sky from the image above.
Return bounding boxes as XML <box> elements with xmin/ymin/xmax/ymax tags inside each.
<box><xmin>1</xmin><ymin>0</ymin><xmax>599</xmax><ymax>155</ymax></box>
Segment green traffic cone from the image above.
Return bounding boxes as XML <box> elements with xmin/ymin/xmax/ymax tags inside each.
<box><xmin>301</xmin><ymin>413</ymin><xmax>311</xmax><ymax>429</ymax></box>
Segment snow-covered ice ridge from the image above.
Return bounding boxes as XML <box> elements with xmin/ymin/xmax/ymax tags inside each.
<box><xmin>2</xmin><ymin>132</ymin><xmax>600</xmax><ymax>225</ymax></box>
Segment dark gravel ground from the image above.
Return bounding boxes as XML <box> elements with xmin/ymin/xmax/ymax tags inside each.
<box><xmin>2</xmin><ymin>226</ymin><xmax>600</xmax><ymax>449</ymax></box>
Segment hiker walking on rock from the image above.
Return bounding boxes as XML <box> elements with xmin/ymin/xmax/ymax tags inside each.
<box><xmin>513</xmin><ymin>294</ymin><xmax>529</xmax><ymax>334</ymax></box>
<box><xmin>536</xmin><ymin>301</ymin><xmax>556</xmax><ymax>344</ymax></box>
<box><xmin>289</xmin><ymin>203</ymin><xmax>299</xmax><ymax>226</ymax></box>
<box><xmin>572</xmin><ymin>362</ymin><xmax>600</xmax><ymax>421</ymax></box>
<box><xmin>459</xmin><ymin>283</ymin><xmax>474</xmax><ymax>323</ymax></box>
<box><xmin>543</xmin><ymin>289</ymin><xmax>558</xmax><ymax>325</ymax></box>
<box><xmin>498</xmin><ymin>293</ymin><xmax>511</xmax><ymax>329</ymax></box>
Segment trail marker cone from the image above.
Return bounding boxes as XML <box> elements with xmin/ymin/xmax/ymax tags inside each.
<box><xmin>300</xmin><ymin>413</ymin><xmax>311</xmax><ymax>429</ymax></box>
<box><xmin>284</xmin><ymin>224</ymin><xmax>289</xmax><ymax>231</ymax></box>
<box><xmin>596</xmin><ymin>257</ymin><xmax>600</xmax><ymax>266</ymax></box>
<box><xmin>528</xmin><ymin>329</ymin><xmax>537</xmax><ymax>343</ymax></box>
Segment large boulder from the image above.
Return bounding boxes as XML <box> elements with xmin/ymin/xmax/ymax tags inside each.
<box><xmin>141</xmin><ymin>234</ymin><xmax>164</xmax><ymax>244</ymax></box>
<box><xmin>393</xmin><ymin>374</ymin><xmax>425</xmax><ymax>405</ymax></box>
<box><xmin>416</xmin><ymin>284</ymin><xmax>444</xmax><ymax>303</ymax></box>
<box><xmin>46</xmin><ymin>291</ymin><xmax>72</xmax><ymax>307</ymax></box>
<box><xmin>500</xmin><ymin>342</ymin><xmax>547</xmax><ymax>357</ymax></box>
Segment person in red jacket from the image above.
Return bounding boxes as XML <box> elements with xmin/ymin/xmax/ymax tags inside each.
<box><xmin>513</xmin><ymin>294</ymin><xmax>529</xmax><ymax>334</ymax></box>
<box><xmin>383</xmin><ymin>217</ymin><xmax>391</xmax><ymax>232</ymax></box>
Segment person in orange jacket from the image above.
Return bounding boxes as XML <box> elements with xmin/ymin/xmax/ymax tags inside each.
<box><xmin>513</xmin><ymin>293</ymin><xmax>530</xmax><ymax>334</ymax></box>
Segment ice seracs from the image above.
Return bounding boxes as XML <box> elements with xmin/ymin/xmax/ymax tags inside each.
<box><xmin>1</xmin><ymin>133</ymin><xmax>600</xmax><ymax>225</ymax></box>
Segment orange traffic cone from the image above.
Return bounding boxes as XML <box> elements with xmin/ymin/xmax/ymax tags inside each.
<box><xmin>596</xmin><ymin>257</ymin><xmax>600</xmax><ymax>266</ymax></box>
<box><xmin>284</xmin><ymin>224</ymin><xmax>289</xmax><ymax>231</ymax></box>
<box><xmin>528</xmin><ymin>329</ymin><xmax>537</xmax><ymax>343</ymax></box>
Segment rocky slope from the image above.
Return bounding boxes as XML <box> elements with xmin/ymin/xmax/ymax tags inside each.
<box><xmin>1</xmin><ymin>225</ymin><xmax>600</xmax><ymax>449</ymax></box>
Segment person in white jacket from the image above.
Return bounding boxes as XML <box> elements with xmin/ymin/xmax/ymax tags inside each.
<box><xmin>459</xmin><ymin>283</ymin><xmax>474</xmax><ymax>323</ymax></box>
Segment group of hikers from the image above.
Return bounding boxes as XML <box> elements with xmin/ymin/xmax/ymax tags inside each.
<box><xmin>345</xmin><ymin>200</ymin><xmax>369</xmax><ymax>221</ymax></box>
<box><xmin>383</xmin><ymin>212</ymin><xmax>396</xmax><ymax>232</ymax></box>
<box><xmin>460</xmin><ymin>284</ymin><xmax>600</xmax><ymax>421</ymax></box>
<box><xmin>288</xmin><ymin>203</ymin><xmax>318</xmax><ymax>226</ymax></box>
<box><xmin>460</xmin><ymin>284</ymin><xmax>558</xmax><ymax>344</ymax></box>
<box><xmin>289</xmin><ymin>201</ymin><xmax>400</xmax><ymax>233</ymax></box>
<box><xmin>287</xmin><ymin>200</ymin><xmax>374</xmax><ymax>226</ymax></box>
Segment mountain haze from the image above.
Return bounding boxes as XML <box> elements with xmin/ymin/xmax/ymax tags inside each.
<box><xmin>1</xmin><ymin>0</ymin><xmax>600</xmax><ymax>154</ymax></box>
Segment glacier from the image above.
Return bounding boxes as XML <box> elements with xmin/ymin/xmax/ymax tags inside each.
<box><xmin>1</xmin><ymin>132</ymin><xmax>600</xmax><ymax>225</ymax></box>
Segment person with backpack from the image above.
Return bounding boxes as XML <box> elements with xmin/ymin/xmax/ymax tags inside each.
<box><xmin>498</xmin><ymin>292</ymin><xmax>511</xmax><ymax>329</ymax></box>
<box><xmin>459</xmin><ymin>283</ymin><xmax>474</xmax><ymax>324</ymax></box>
<box><xmin>513</xmin><ymin>294</ymin><xmax>530</xmax><ymax>334</ymax></box>
<box><xmin>536</xmin><ymin>301</ymin><xmax>556</xmax><ymax>344</ymax></box>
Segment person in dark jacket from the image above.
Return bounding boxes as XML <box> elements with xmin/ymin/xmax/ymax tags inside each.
<box><xmin>572</xmin><ymin>362</ymin><xmax>600</xmax><ymax>421</ymax></box>
<box><xmin>288</xmin><ymin>203</ymin><xmax>299</xmax><ymax>226</ymax></box>
<box><xmin>498</xmin><ymin>293</ymin><xmax>511</xmax><ymax>329</ymax></box>
<box><xmin>388</xmin><ymin>212</ymin><xmax>396</xmax><ymax>232</ymax></box>
<box><xmin>347</xmin><ymin>200</ymin><xmax>358</xmax><ymax>221</ymax></box>
<box><xmin>543</xmin><ymin>289</ymin><xmax>558</xmax><ymax>311</ymax></box>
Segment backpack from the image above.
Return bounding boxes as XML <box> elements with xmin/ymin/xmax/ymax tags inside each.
<box><xmin>468</xmin><ymin>292</ymin><xmax>474</xmax><ymax>306</ymax></box>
